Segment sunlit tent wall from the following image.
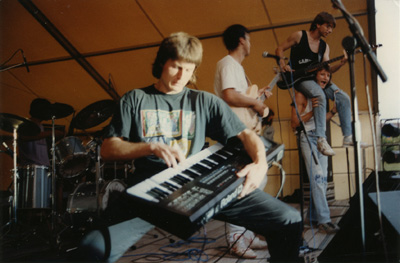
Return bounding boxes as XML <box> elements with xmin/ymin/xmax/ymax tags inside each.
<box><xmin>1</xmin><ymin>0</ymin><xmax>381</xmax><ymax>200</ymax></box>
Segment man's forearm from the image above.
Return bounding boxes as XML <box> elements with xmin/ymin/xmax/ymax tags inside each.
<box><xmin>330</xmin><ymin>62</ymin><xmax>345</xmax><ymax>73</ymax></box>
<box><xmin>237</xmin><ymin>129</ymin><xmax>267</xmax><ymax>165</ymax></box>
<box><xmin>101</xmin><ymin>137</ymin><xmax>152</xmax><ymax>162</ymax></box>
<box><xmin>222</xmin><ymin>89</ymin><xmax>257</xmax><ymax>108</ymax></box>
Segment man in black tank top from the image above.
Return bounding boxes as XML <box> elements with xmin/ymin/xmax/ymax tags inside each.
<box><xmin>275</xmin><ymin>12</ymin><xmax>353</xmax><ymax>156</ymax></box>
<box><xmin>289</xmin><ymin>30</ymin><xmax>326</xmax><ymax>72</ymax></box>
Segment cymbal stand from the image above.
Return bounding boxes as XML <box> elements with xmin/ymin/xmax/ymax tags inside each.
<box><xmin>1</xmin><ymin>126</ymin><xmax>20</xmax><ymax>230</ymax></box>
<box><xmin>11</xmin><ymin>127</ymin><xmax>19</xmax><ymax>226</ymax></box>
<box><xmin>51</xmin><ymin>116</ymin><xmax>57</xmax><ymax>230</ymax></box>
<box><xmin>95</xmin><ymin>141</ymin><xmax>102</xmax><ymax>216</ymax></box>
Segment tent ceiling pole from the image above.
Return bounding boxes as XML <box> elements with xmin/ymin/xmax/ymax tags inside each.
<box><xmin>18</xmin><ymin>0</ymin><xmax>120</xmax><ymax>101</ymax></box>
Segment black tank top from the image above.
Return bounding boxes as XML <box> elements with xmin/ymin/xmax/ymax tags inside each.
<box><xmin>289</xmin><ymin>30</ymin><xmax>326</xmax><ymax>70</ymax></box>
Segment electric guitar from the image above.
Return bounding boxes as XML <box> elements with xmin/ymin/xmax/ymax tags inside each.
<box><xmin>276</xmin><ymin>46</ymin><xmax>380</xmax><ymax>90</ymax></box>
<box><xmin>230</xmin><ymin>72</ymin><xmax>281</xmax><ymax>134</ymax></box>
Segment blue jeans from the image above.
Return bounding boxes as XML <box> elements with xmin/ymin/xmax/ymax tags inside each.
<box><xmin>297</xmin><ymin>80</ymin><xmax>352</xmax><ymax>138</ymax></box>
<box><xmin>300</xmin><ymin>130</ymin><xmax>331</xmax><ymax>224</ymax></box>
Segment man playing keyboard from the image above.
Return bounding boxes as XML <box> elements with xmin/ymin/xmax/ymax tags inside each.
<box><xmin>83</xmin><ymin>32</ymin><xmax>302</xmax><ymax>263</ymax></box>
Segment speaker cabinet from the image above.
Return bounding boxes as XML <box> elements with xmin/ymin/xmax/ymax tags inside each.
<box><xmin>319</xmin><ymin>171</ymin><xmax>400</xmax><ymax>262</ymax></box>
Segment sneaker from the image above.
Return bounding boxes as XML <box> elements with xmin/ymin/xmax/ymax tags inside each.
<box><xmin>317</xmin><ymin>137</ymin><xmax>335</xmax><ymax>156</ymax></box>
<box><xmin>343</xmin><ymin>135</ymin><xmax>353</xmax><ymax>146</ymax></box>
<box><xmin>343</xmin><ymin>135</ymin><xmax>368</xmax><ymax>148</ymax></box>
<box><xmin>318</xmin><ymin>222</ymin><xmax>340</xmax><ymax>234</ymax></box>
<box><xmin>230</xmin><ymin>235</ymin><xmax>257</xmax><ymax>259</ymax></box>
<box><xmin>249</xmin><ymin>235</ymin><xmax>268</xmax><ymax>250</ymax></box>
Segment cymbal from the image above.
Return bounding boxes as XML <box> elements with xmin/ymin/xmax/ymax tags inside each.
<box><xmin>39</xmin><ymin>103</ymin><xmax>75</xmax><ymax>120</ymax></box>
<box><xmin>73</xmin><ymin>100</ymin><xmax>116</xmax><ymax>130</ymax></box>
<box><xmin>0</xmin><ymin>113</ymin><xmax>40</xmax><ymax>136</ymax></box>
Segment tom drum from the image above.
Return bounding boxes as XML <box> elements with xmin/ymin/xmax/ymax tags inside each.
<box><xmin>55</xmin><ymin>136</ymin><xmax>90</xmax><ymax>179</ymax></box>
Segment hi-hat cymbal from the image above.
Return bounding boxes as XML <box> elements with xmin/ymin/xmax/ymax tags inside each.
<box><xmin>0</xmin><ymin>113</ymin><xmax>40</xmax><ymax>136</ymax></box>
<box><xmin>73</xmin><ymin>100</ymin><xmax>116</xmax><ymax>130</ymax></box>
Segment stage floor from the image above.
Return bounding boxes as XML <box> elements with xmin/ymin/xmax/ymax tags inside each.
<box><xmin>114</xmin><ymin>200</ymin><xmax>349</xmax><ymax>263</ymax></box>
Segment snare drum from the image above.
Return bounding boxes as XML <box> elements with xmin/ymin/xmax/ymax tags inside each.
<box><xmin>17</xmin><ymin>165</ymin><xmax>51</xmax><ymax>209</ymax></box>
<box><xmin>101</xmin><ymin>161</ymin><xmax>132</xmax><ymax>181</ymax></box>
<box><xmin>67</xmin><ymin>180</ymin><xmax>126</xmax><ymax>214</ymax></box>
<box><xmin>55</xmin><ymin>136</ymin><xmax>90</xmax><ymax>179</ymax></box>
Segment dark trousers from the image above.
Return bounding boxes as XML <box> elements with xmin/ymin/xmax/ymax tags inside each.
<box><xmin>78</xmin><ymin>188</ymin><xmax>302</xmax><ymax>262</ymax></box>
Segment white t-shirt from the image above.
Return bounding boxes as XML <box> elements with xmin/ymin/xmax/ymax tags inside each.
<box><xmin>214</xmin><ymin>55</ymin><xmax>248</xmax><ymax>98</ymax></box>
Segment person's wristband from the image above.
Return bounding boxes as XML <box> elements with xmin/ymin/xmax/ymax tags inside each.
<box><xmin>330</xmin><ymin>110</ymin><xmax>336</xmax><ymax>115</ymax></box>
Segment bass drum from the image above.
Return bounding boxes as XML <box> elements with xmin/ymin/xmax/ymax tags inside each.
<box><xmin>66</xmin><ymin>180</ymin><xmax>126</xmax><ymax>226</ymax></box>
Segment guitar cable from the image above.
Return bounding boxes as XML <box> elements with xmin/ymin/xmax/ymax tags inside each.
<box><xmin>271</xmin><ymin>161</ymin><xmax>286</xmax><ymax>198</ymax></box>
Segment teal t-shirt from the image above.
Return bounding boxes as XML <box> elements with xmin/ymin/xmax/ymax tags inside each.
<box><xmin>105</xmin><ymin>85</ymin><xmax>245</xmax><ymax>183</ymax></box>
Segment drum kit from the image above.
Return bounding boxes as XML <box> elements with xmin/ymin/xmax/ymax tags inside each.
<box><xmin>0</xmin><ymin>99</ymin><xmax>128</xmax><ymax>238</ymax></box>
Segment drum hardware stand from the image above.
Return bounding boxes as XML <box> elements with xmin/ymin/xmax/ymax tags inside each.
<box><xmin>0</xmin><ymin>127</ymin><xmax>20</xmax><ymax>232</ymax></box>
<box><xmin>0</xmin><ymin>129</ymin><xmax>49</xmax><ymax>250</ymax></box>
<box><xmin>51</xmin><ymin>116</ymin><xmax>57</xmax><ymax>230</ymax></box>
<box><xmin>95</xmin><ymin>143</ymin><xmax>100</xmax><ymax>215</ymax></box>
<box><xmin>49</xmin><ymin>116</ymin><xmax>70</xmax><ymax>239</ymax></box>
<box><xmin>10</xmin><ymin>127</ymin><xmax>19</xmax><ymax>227</ymax></box>
<box><xmin>95</xmin><ymin>140</ymin><xmax>103</xmax><ymax>216</ymax></box>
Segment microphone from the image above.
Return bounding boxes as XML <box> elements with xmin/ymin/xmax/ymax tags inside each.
<box><xmin>262</xmin><ymin>52</ymin><xmax>286</xmax><ymax>60</ymax></box>
<box><xmin>372</xmin><ymin>43</ymin><xmax>383</xmax><ymax>49</ymax></box>
<box><xmin>21</xmin><ymin>50</ymin><xmax>30</xmax><ymax>73</ymax></box>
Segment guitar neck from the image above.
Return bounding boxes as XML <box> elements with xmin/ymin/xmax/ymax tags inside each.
<box><xmin>306</xmin><ymin>55</ymin><xmax>344</xmax><ymax>72</ymax></box>
<box><xmin>259</xmin><ymin>73</ymin><xmax>280</xmax><ymax>101</ymax></box>
<box><xmin>306</xmin><ymin>47</ymin><xmax>370</xmax><ymax>73</ymax></box>
<box><xmin>276</xmin><ymin>46</ymin><xmax>381</xmax><ymax>90</ymax></box>
<box><xmin>267</xmin><ymin>73</ymin><xmax>281</xmax><ymax>90</ymax></box>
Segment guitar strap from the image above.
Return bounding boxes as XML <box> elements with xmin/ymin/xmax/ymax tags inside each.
<box><xmin>245</xmin><ymin>74</ymin><xmax>254</xmax><ymax>95</ymax></box>
<box><xmin>239</xmin><ymin>74</ymin><xmax>263</xmax><ymax>134</ymax></box>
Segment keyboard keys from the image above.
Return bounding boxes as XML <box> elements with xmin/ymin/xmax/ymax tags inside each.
<box><xmin>127</xmin><ymin>143</ymin><xmax>229</xmax><ymax>203</ymax></box>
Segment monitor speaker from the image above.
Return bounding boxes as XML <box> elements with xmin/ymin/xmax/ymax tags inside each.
<box><xmin>318</xmin><ymin>171</ymin><xmax>400</xmax><ymax>262</ymax></box>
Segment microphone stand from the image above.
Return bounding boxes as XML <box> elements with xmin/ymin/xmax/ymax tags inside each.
<box><xmin>274</xmin><ymin>57</ymin><xmax>319</xmax><ymax>231</ymax></box>
<box><xmin>332</xmin><ymin>0</ymin><xmax>387</xmax><ymax>83</ymax></box>
<box><xmin>275</xmin><ymin>58</ymin><xmax>319</xmax><ymax>166</ymax></box>
<box><xmin>342</xmin><ymin>36</ymin><xmax>367</xmax><ymax>253</ymax></box>
<box><xmin>332</xmin><ymin>0</ymin><xmax>388</xmax><ymax>256</ymax></box>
